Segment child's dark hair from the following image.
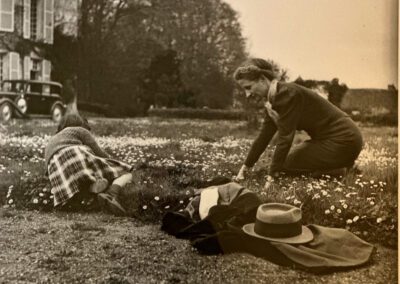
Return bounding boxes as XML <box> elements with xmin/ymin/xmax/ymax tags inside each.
<box><xmin>57</xmin><ymin>113</ymin><xmax>91</xmax><ymax>133</ymax></box>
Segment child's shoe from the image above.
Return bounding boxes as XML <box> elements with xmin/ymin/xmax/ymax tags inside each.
<box><xmin>97</xmin><ymin>192</ymin><xmax>126</xmax><ymax>216</ymax></box>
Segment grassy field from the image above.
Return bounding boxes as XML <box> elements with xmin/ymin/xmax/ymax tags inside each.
<box><xmin>0</xmin><ymin>117</ymin><xmax>398</xmax><ymax>283</ymax></box>
<box><xmin>0</xmin><ymin>117</ymin><xmax>398</xmax><ymax>246</ymax></box>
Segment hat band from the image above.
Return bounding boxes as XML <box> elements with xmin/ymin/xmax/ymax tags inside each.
<box><xmin>254</xmin><ymin>219</ymin><xmax>302</xmax><ymax>238</ymax></box>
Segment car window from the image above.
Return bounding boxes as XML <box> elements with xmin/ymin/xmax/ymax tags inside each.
<box><xmin>1</xmin><ymin>82</ymin><xmax>11</xmax><ymax>91</ymax></box>
<box><xmin>43</xmin><ymin>85</ymin><xmax>50</xmax><ymax>94</ymax></box>
<box><xmin>30</xmin><ymin>83</ymin><xmax>42</xmax><ymax>93</ymax></box>
<box><xmin>50</xmin><ymin>85</ymin><xmax>61</xmax><ymax>95</ymax></box>
<box><xmin>11</xmin><ymin>82</ymin><xmax>23</xmax><ymax>92</ymax></box>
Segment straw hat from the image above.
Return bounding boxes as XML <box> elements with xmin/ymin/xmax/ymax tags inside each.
<box><xmin>242</xmin><ymin>203</ymin><xmax>313</xmax><ymax>244</ymax></box>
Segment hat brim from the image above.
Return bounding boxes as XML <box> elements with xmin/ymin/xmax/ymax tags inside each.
<box><xmin>242</xmin><ymin>223</ymin><xmax>314</xmax><ymax>244</ymax></box>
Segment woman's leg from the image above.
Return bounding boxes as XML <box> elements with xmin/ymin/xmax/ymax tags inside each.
<box><xmin>282</xmin><ymin>139</ymin><xmax>361</xmax><ymax>175</ymax></box>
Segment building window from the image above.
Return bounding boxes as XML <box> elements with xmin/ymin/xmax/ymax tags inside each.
<box><xmin>31</xmin><ymin>0</ymin><xmax>37</xmax><ymax>39</ymax></box>
<box><xmin>0</xmin><ymin>0</ymin><xmax>14</xmax><ymax>32</ymax></box>
<box><xmin>44</xmin><ymin>0</ymin><xmax>54</xmax><ymax>43</ymax></box>
<box><xmin>23</xmin><ymin>0</ymin><xmax>31</xmax><ymax>39</ymax></box>
<box><xmin>31</xmin><ymin>58</ymin><xmax>41</xmax><ymax>80</ymax></box>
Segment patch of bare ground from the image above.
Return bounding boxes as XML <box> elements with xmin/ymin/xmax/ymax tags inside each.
<box><xmin>0</xmin><ymin>208</ymin><xmax>397</xmax><ymax>284</ymax></box>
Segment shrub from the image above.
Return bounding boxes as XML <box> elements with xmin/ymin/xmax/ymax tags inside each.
<box><xmin>148</xmin><ymin>108</ymin><xmax>246</xmax><ymax>120</ymax></box>
<box><xmin>347</xmin><ymin>111</ymin><xmax>398</xmax><ymax>126</ymax></box>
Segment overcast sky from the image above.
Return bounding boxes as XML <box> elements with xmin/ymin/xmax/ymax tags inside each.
<box><xmin>224</xmin><ymin>0</ymin><xmax>398</xmax><ymax>89</ymax></box>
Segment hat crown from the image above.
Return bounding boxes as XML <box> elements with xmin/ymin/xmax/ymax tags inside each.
<box><xmin>256</xmin><ymin>203</ymin><xmax>301</xmax><ymax>224</ymax></box>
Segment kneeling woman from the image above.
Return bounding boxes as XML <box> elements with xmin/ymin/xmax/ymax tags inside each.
<box><xmin>234</xmin><ymin>58</ymin><xmax>363</xmax><ymax>183</ymax></box>
<box><xmin>45</xmin><ymin>113</ymin><xmax>132</xmax><ymax>215</ymax></box>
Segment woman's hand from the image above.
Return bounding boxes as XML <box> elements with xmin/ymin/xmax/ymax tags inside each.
<box><xmin>234</xmin><ymin>165</ymin><xmax>250</xmax><ymax>181</ymax></box>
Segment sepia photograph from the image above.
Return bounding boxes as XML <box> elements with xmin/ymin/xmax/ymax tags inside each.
<box><xmin>0</xmin><ymin>0</ymin><xmax>398</xmax><ymax>283</ymax></box>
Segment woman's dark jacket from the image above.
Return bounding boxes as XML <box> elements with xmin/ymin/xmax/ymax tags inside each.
<box><xmin>244</xmin><ymin>82</ymin><xmax>360</xmax><ymax>174</ymax></box>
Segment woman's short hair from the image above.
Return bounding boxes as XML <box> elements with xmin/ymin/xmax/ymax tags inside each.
<box><xmin>57</xmin><ymin>113</ymin><xmax>91</xmax><ymax>133</ymax></box>
<box><xmin>233</xmin><ymin>58</ymin><xmax>277</xmax><ymax>81</ymax></box>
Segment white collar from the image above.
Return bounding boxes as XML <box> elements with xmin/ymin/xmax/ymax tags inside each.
<box><xmin>267</xmin><ymin>79</ymin><xmax>279</xmax><ymax>103</ymax></box>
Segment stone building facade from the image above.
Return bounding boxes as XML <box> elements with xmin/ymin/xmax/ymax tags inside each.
<box><xmin>0</xmin><ymin>0</ymin><xmax>54</xmax><ymax>82</ymax></box>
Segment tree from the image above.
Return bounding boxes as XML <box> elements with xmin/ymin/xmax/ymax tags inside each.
<box><xmin>122</xmin><ymin>0</ymin><xmax>247</xmax><ymax>108</ymax></box>
<box><xmin>143</xmin><ymin>49</ymin><xmax>183</xmax><ymax>107</ymax></box>
<box><xmin>326</xmin><ymin>78</ymin><xmax>348</xmax><ymax>108</ymax></box>
<box><xmin>53</xmin><ymin>0</ymin><xmax>247</xmax><ymax>114</ymax></box>
<box><xmin>50</xmin><ymin>26</ymin><xmax>78</xmax><ymax>85</ymax></box>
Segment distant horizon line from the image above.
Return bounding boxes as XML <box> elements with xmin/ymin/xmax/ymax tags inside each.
<box><xmin>286</xmin><ymin>77</ymin><xmax>397</xmax><ymax>90</ymax></box>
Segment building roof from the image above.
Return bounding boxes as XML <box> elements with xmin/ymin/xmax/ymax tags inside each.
<box><xmin>341</xmin><ymin>88</ymin><xmax>397</xmax><ymax>112</ymax></box>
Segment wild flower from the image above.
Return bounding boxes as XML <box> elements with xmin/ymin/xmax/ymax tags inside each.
<box><xmin>312</xmin><ymin>193</ymin><xmax>320</xmax><ymax>200</ymax></box>
<box><xmin>346</xmin><ymin>219</ymin><xmax>353</xmax><ymax>224</ymax></box>
<box><xmin>324</xmin><ymin>210</ymin><xmax>330</xmax><ymax>214</ymax></box>
<box><xmin>293</xmin><ymin>199</ymin><xmax>301</xmax><ymax>205</ymax></box>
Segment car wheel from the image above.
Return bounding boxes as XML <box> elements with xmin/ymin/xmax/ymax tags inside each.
<box><xmin>15</xmin><ymin>96</ymin><xmax>27</xmax><ymax>114</ymax></box>
<box><xmin>0</xmin><ymin>102</ymin><xmax>13</xmax><ymax>122</ymax></box>
<box><xmin>52</xmin><ymin>104</ymin><xmax>63</xmax><ymax>123</ymax></box>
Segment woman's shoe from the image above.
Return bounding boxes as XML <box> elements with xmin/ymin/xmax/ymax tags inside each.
<box><xmin>97</xmin><ymin>193</ymin><xmax>126</xmax><ymax>216</ymax></box>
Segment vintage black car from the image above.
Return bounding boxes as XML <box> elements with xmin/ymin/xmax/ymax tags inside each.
<box><xmin>0</xmin><ymin>80</ymin><xmax>65</xmax><ymax>122</ymax></box>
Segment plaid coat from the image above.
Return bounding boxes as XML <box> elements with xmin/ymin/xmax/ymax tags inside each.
<box><xmin>47</xmin><ymin>145</ymin><xmax>132</xmax><ymax>206</ymax></box>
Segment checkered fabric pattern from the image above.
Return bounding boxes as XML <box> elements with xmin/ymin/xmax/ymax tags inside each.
<box><xmin>48</xmin><ymin>146</ymin><xmax>132</xmax><ymax>206</ymax></box>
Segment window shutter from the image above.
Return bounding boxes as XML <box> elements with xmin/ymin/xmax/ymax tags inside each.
<box><xmin>9</xmin><ymin>52</ymin><xmax>20</xmax><ymax>80</ymax></box>
<box><xmin>42</xmin><ymin>60</ymin><xmax>51</xmax><ymax>81</ymax></box>
<box><xmin>23</xmin><ymin>0</ymin><xmax>31</xmax><ymax>38</ymax></box>
<box><xmin>0</xmin><ymin>52</ymin><xmax>8</xmax><ymax>81</ymax></box>
<box><xmin>43</xmin><ymin>0</ymin><xmax>53</xmax><ymax>43</ymax></box>
<box><xmin>0</xmin><ymin>0</ymin><xmax>14</xmax><ymax>32</ymax></box>
<box><xmin>2</xmin><ymin>53</ymin><xmax>9</xmax><ymax>80</ymax></box>
<box><xmin>24</xmin><ymin>56</ymin><xmax>31</xmax><ymax>79</ymax></box>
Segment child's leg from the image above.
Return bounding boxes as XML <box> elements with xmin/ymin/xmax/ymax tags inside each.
<box><xmin>97</xmin><ymin>173</ymin><xmax>132</xmax><ymax>216</ymax></box>
<box><xmin>112</xmin><ymin>173</ymin><xmax>133</xmax><ymax>187</ymax></box>
<box><xmin>107</xmin><ymin>173</ymin><xmax>132</xmax><ymax>197</ymax></box>
<box><xmin>89</xmin><ymin>178</ymin><xmax>109</xmax><ymax>193</ymax></box>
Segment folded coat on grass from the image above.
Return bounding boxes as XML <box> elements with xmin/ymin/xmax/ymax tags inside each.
<box><xmin>162</xmin><ymin>181</ymin><xmax>375</xmax><ymax>273</ymax></box>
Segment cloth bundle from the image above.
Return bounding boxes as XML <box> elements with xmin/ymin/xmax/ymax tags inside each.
<box><xmin>162</xmin><ymin>181</ymin><xmax>375</xmax><ymax>273</ymax></box>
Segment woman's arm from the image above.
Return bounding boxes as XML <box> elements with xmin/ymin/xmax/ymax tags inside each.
<box><xmin>244</xmin><ymin>115</ymin><xmax>277</xmax><ymax>167</ymax></box>
<box><xmin>269</xmin><ymin>89</ymin><xmax>303</xmax><ymax>174</ymax></box>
